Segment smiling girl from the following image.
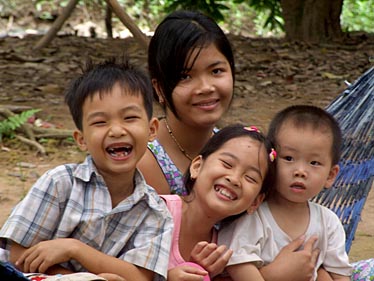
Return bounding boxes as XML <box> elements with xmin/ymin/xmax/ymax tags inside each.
<box><xmin>138</xmin><ymin>10</ymin><xmax>235</xmax><ymax>195</ymax></box>
<box><xmin>163</xmin><ymin>124</ymin><xmax>275</xmax><ymax>280</ymax></box>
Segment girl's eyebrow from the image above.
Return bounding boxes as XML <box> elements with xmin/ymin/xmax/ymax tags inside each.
<box><xmin>220</xmin><ymin>151</ymin><xmax>263</xmax><ymax>179</ymax></box>
<box><xmin>209</xmin><ymin>60</ymin><xmax>228</xmax><ymax>68</ymax></box>
<box><xmin>184</xmin><ymin>60</ymin><xmax>227</xmax><ymax>72</ymax></box>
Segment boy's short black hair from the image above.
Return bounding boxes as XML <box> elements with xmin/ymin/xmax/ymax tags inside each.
<box><xmin>65</xmin><ymin>57</ymin><xmax>153</xmax><ymax>130</ymax></box>
<box><xmin>268</xmin><ymin>105</ymin><xmax>342</xmax><ymax>165</ymax></box>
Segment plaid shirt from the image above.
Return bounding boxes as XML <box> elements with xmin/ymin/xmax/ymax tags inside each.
<box><xmin>0</xmin><ymin>155</ymin><xmax>173</xmax><ymax>280</ymax></box>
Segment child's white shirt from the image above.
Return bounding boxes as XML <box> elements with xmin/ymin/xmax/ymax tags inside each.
<box><xmin>218</xmin><ymin>201</ymin><xmax>352</xmax><ymax>279</ymax></box>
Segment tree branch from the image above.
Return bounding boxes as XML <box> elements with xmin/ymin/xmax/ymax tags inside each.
<box><xmin>15</xmin><ymin>135</ymin><xmax>46</xmax><ymax>156</ymax></box>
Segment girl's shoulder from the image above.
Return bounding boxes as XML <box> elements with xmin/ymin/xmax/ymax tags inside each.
<box><xmin>160</xmin><ymin>195</ymin><xmax>183</xmax><ymax>221</ymax></box>
<box><xmin>160</xmin><ymin>194</ymin><xmax>182</xmax><ymax>205</ymax></box>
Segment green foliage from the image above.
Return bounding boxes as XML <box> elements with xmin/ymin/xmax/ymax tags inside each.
<box><xmin>235</xmin><ymin>0</ymin><xmax>283</xmax><ymax>31</ymax></box>
<box><xmin>164</xmin><ymin>0</ymin><xmax>229</xmax><ymax>22</ymax></box>
<box><xmin>3</xmin><ymin>0</ymin><xmax>374</xmax><ymax>37</ymax></box>
<box><xmin>33</xmin><ymin>0</ymin><xmax>84</xmax><ymax>20</ymax></box>
<box><xmin>0</xmin><ymin>0</ymin><xmax>13</xmax><ymax>13</ymax></box>
<box><xmin>114</xmin><ymin>0</ymin><xmax>166</xmax><ymax>31</ymax></box>
<box><xmin>0</xmin><ymin>109</ymin><xmax>41</xmax><ymax>141</ymax></box>
<box><xmin>158</xmin><ymin>0</ymin><xmax>373</xmax><ymax>36</ymax></box>
<box><xmin>341</xmin><ymin>0</ymin><xmax>374</xmax><ymax>33</ymax></box>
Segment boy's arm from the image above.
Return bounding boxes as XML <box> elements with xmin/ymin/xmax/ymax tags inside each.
<box><xmin>316</xmin><ymin>267</ymin><xmax>333</xmax><ymax>281</ymax></box>
<box><xmin>70</xmin><ymin>239</ymin><xmax>154</xmax><ymax>281</ymax></box>
<box><xmin>226</xmin><ymin>263</ymin><xmax>265</xmax><ymax>281</ymax></box>
<box><xmin>9</xmin><ymin>241</ymin><xmax>26</xmax><ymax>265</ymax></box>
<box><xmin>9</xmin><ymin>241</ymin><xmax>73</xmax><ymax>275</ymax></box>
<box><xmin>329</xmin><ymin>272</ymin><xmax>350</xmax><ymax>281</ymax></box>
<box><xmin>16</xmin><ymin>238</ymin><xmax>153</xmax><ymax>281</ymax></box>
<box><xmin>320</xmin><ymin>209</ymin><xmax>352</xmax><ymax>281</ymax></box>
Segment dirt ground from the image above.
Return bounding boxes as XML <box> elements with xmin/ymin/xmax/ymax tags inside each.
<box><xmin>0</xmin><ymin>32</ymin><xmax>374</xmax><ymax>263</ymax></box>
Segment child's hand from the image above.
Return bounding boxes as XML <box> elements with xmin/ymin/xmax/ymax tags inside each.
<box><xmin>260</xmin><ymin>235</ymin><xmax>319</xmax><ymax>281</ymax></box>
<box><xmin>190</xmin><ymin>241</ymin><xmax>233</xmax><ymax>277</ymax></box>
<box><xmin>168</xmin><ymin>263</ymin><xmax>209</xmax><ymax>281</ymax></box>
<box><xmin>16</xmin><ymin>238</ymin><xmax>79</xmax><ymax>273</ymax></box>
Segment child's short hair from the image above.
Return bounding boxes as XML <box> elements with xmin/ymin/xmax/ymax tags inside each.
<box><xmin>184</xmin><ymin>124</ymin><xmax>275</xmax><ymax>197</ymax></box>
<box><xmin>65</xmin><ymin>57</ymin><xmax>153</xmax><ymax>130</ymax></box>
<box><xmin>267</xmin><ymin>105</ymin><xmax>342</xmax><ymax>165</ymax></box>
<box><xmin>148</xmin><ymin>10</ymin><xmax>235</xmax><ymax>118</ymax></box>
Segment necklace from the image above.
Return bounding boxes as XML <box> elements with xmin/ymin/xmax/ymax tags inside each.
<box><xmin>164</xmin><ymin>118</ymin><xmax>193</xmax><ymax>161</ymax></box>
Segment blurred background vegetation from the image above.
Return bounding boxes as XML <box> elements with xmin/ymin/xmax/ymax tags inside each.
<box><xmin>0</xmin><ymin>0</ymin><xmax>373</xmax><ymax>37</ymax></box>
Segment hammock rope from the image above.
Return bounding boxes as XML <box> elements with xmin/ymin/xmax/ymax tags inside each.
<box><xmin>313</xmin><ymin>67</ymin><xmax>374</xmax><ymax>253</ymax></box>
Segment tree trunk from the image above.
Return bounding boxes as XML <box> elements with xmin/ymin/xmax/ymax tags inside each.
<box><xmin>280</xmin><ymin>0</ymin><xmax>343</xmax><ymax>43</ymax></box>
<box><xmin>105</xmin><ymin>0</ymin><xmax>149</xmax><ymax>50</ymax></box>
<box><xmin>105</xmin><ymin>2</ymin><xmax>113</xmax><ymax>38</ymax></box>
<box><xmin>34</xmin><ymin>0</ymin><xmax>79</xmax><ymax>51</ymax></box>
<box><xmin>34</xmin><ymin>0</ymin><xmax>148</xmax><ymax>51</ymax></box>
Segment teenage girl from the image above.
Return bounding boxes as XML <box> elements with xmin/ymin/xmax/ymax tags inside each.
<box><xmin>138</xmin><ymin>10</ymin><xmax>235</xmax><ymax>195</ymax></box>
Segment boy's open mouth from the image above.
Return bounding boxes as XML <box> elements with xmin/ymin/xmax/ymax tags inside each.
<box><xmin>106</xmin><ymin>145</ymin><xmax>132</xmax><ymax>158</ymax></box>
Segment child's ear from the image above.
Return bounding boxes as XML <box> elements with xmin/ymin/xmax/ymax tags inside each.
<box><xmin>73</xmin><ymin>130</ymin><xmax>87</xmax><ymax>151</ymax></box>
<box><xmin>325</xmin><ymin>164</ymin><xmax>340</xmax><ymax>188</ymax></box>
<box><xmin>148</xmin><ymin>117</ymin><xmax>159</xmax><ymax>142</ymax></box>
<box><xmin>152</xmin><ymin>79</ymin><xmax>165</xmax><ymax>105</ymax></box>
<box><xmin>247</xmin><ymin>193</ymin><xmax>265</xmax><ymax>214</ymax></box>
<box><xmin>189</xmin><ymin>156</ymin><xmax>203</xmax><ymax>179</ymax></box>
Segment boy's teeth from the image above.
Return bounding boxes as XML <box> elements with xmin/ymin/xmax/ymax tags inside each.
<box><xmin>107</xmin><ymin>146</ymin><xmax>131</xmax><ymax>156</ymax></box>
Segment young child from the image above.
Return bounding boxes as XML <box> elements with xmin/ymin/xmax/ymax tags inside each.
<box><xmin>0</xmin><ymin>58</ymin><xmax>173</xmax><ymax>281</ymax></box>
<box><xmin>138</xmin><ymin>10</ymin><xmax>235</xmax><ymax>195</ymax></box>
<box><xmin>218</xmin><ymin>105</ymin><xmax>352</xmax><ymax>280</ymax></box>
<box><xmin>162</xmin><ymin>124</ymin><xmax>276</xmax><ymax>281</ymax></box>
<box><xmin>1</xmin><ymin>124</ymin><xmax>274</xmax><ymax>281</ymax></box>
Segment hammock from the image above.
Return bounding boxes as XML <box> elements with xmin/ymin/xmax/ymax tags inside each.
<box><xmin>313</xmin><ymin>67</ymin><xmax>374</xmax><ymax>253</ymax></box>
